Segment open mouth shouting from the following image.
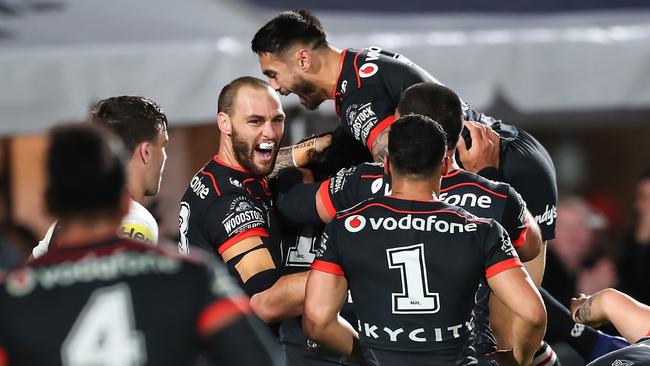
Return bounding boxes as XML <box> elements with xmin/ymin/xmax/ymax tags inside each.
<box><xmin>254</xmin><ymin>141</ymin><xmax>277</xmax><ymax>163</ymax></box>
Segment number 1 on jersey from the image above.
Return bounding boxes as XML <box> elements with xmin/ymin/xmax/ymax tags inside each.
<box><xmin>386</xmin><ymin>243</ymin><xmax>440</xmax><ymax>314</ymax></box>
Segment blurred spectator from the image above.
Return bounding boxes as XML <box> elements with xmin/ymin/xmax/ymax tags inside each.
<box><xmin>617</xmin><ymin>169</ymin><xmax>650</xmax><ymax>305</ymax></box>
<box><xmin>0</xmin><ymin>223</ymin><xmax>36</xmax><ymax>269</ymax></box>
<box><xmin>543</xmin><ymin>196</ymin><xmax>618</xmax><ymax>306</ymax></box>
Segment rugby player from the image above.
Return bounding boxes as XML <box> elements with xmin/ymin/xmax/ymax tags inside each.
<box><xmin>0</xmin><ymin>124</ymin><xmax>278</xmax><ymax>366</ymax></box>
<box><xmin>33</xmin><ymin>96</ymin><xmax>167</xmax><ymax>257</ymax></box>
<box><xmin>303</xmin><ymin>114</ymin><xmax>546</xmax><ymax>365</ymax></box>
<box><xmin>571</xmin><ymin>289</ymin><xmax>650</xmax><ymax>365</ymax></box>
<box><xmin>273</xmin><ymin>128</ymin><xmax>371</xmax><ymax>365</ymax></box>
<box><xmin>251</xmin><ymin>9</ymin><xmax>557</xmax><ymax>290</ymax></box>
<box><xmin>178</xmin><ymin>77</ymin><xmax>307</xmax><ymax>324</ymax></box>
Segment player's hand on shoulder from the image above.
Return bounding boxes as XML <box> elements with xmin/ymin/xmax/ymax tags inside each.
<box><xmin>457</xmin><ymin>121</ymin><xmax>500</xmax><ymax>172</ymax></box>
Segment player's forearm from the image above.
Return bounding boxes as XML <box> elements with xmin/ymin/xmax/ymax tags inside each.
<box><xmin>511</xmin><ymin>314</ymin><xmax>546</xmax><ymax>366</ymax></box>
<box><xmin>269</xmin><ymin>146</ymin><xmax>295</xmax><ymax>178</ymax></box>
<box><xmin>249</xmin><ymin>271</ymin><xmax>308</xmax><ymax>323</ymax></box>
<box><xmin>575</xmin><ymin>288</ymin><xmax>650</xmax><ymax>343</ymax></box>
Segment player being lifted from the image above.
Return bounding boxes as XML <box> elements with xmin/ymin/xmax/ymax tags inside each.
<box><xmin>0</xmin><ymin>123</ymin><xmax>278</xmax><ymax>366</ymax></box>
<box><xmin>251</xmin><ymin>9</ymin><xmax>557</xmax><ymax>293</ymax></box>
<box><xmin>303</xmin><ymin>115</ymin><xmax>546</xmax><ymax>366</ymax></box>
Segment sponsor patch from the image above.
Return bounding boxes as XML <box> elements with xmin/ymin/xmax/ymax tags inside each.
<box><xmin>5</xmin><ymin>268</ymin><xmax>36</xmax><ymax>297</ymax></box>
<box><xmin>344</xmin><ymin>215</ymin><xmax>366</xmax><ymax>232</ymax></box>
<box><xmin>359</xmin><ymin>62</ymin><xmax>378</xmax><ymax>78</ymax></box>
<box><xmin>222</xmin><ymin>196</ymin><xmax>266</xmax><ymax>236</ymax></box>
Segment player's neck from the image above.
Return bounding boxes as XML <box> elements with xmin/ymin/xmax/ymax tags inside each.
<box><xmin>216</xmin><ymin>141</ymin><xmax>247</xmax><ymax>173</ymax></box>
<box><xmin>321</xmin><ymin>46</ymin><xmax>344</xmax><ymax>100</ymax></box>
<box><xmin>448</xmin><ymin>151</ymin><xmax>462</xmax><ymax>171</ymax></box>
<box><xmin>56</xmin><ymin>218</ymin><xmax>122</xmax><ymax>248</ymax></box>
<box><xmin>127</xmin><ymin>160</ymin><xmax>145</xmax><ymax>203</ymax></box>
<box><xmin>390</xmin><ymin>177</ymin><xmax>440</xmax><ymax>201</ymax></box>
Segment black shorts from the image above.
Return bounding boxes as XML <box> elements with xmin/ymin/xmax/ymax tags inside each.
<box><xmin>282</xmin><ymin>341</ymin><xmax>359</xmax><ymax>366</ymax></box>
<box><xmin>499</xmin><ymin>127</ymin><xmax>557</xmax><ymax>241</ymax></box>
<box><xmin>360</xmin><ymin>347</ymin><xmax>477</xmax><ymax>366</ymax></box>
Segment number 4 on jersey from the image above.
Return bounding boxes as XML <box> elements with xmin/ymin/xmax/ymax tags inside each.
<box><xmin>61</xmin><ymin>283</ymin><xmax>146</xmax><ymax>366</ymax></box>
<box><xmin>387</xmin><ymin>243</ymin><xmax>440</xmax><ymax>314</ymax></box>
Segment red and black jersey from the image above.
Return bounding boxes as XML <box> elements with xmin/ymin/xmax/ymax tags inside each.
<box><xmin>311</xmin><ymin>197</ymin><xmax>521</xmax><ymax>364</ymax></box>
<box><xmin>317</xmin><ymin>163</ymin><xmax>528</xmax><ymax>247</ymax></box>
<box><xmin>179</xmin><ymin>156</ymin><xmax>282</xmax><ymax>292</ymax></box>
<box><xmin>333</xmin><ymin>47</ymin><xmax>515</xmax><ymax>150</ymax></box>
<box><xmin>333</xmin><ymin>47</ymin><xmax>557</xmax><ymax>241</ymax></box>
<box><xmin>0</xmin><ymin>238</ymin><xmax>250</xmax><ymax>366</ymax></box>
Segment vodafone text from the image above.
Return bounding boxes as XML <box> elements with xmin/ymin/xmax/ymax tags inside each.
<box><xmin>345</xmin><ymin>214</ymin><xmax>478</xmax><ymax>234</ymax></box>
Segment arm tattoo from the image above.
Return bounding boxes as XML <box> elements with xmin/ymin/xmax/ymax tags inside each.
<box><xmin>575</xmin><ymin>296</ymin><xmax>594</xmax><ymax>324</ymax></box>
<box><xmin>371</xmin><ymin>129</ymin><xmax>390</xmax><ymax>162</ymax></box>
<box><xmin>269</xmin><ymin>146</ymin><xmax>295</xmax><ymax>178</ymax></box>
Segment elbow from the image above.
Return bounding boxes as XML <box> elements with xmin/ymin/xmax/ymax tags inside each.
<box><xmin>302</xmin><ymin>304</ymin><xmax>328</xmax><ymax>341</ymax></box>
<box><xmin>522</xmin><ymin>299</ymin><xmax>547</xmax><ymax>332</ymax></box>
<box><xmin>517</xmin><ymin>242</ymin><xmax>540</xmax><ymax>263</ymax></box>
<box><xmin>250</xmin><ymin>292</ymin><xmax>284</xmax><ymax>324</ymax></box>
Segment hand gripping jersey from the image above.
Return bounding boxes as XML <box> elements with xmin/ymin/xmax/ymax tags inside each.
<box><xmin>333</xmin><ymin>47</ymin><xmax>557</xmax><ymax>240</ymax></box>
<box><xmin>32</xmin><ymin>199</ymin><xmax>159</xmax><ymax>259</ymax></box>
<box><xmin>178</xmin><ymin>156</ymin><xmax>282</xmax><ymax>295</ymax></box>
<box><xmin>0</xmin><ymin>239</ymin><xmax>250</xmax><ymax>366</ymax></box>
<box><xmin>313</xmin><ymin>162</ymin><xmax>528</xmax><ymax>356</ymax></box>
<box><xmin>311</xmin><ymin>196</ymin><xmax>522</xmax><ymax>365</ymax></box>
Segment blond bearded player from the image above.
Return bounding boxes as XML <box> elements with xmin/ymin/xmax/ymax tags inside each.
<box><xmin>179</xmin><ymin>77</ymin><xmax>307</xmax><ymax>324</ymax></box>
<box><xmin>33</xmin><ymin>96</ymin><xmax>168</xmax><ymax>258</ymax></box>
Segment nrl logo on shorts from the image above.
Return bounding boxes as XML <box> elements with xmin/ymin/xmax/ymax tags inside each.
<box><xmin>340</xmin><ymin>80</ymin><xmax>347</xmax><ymax>94</ymax></box>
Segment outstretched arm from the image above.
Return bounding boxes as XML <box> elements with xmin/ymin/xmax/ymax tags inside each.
<box><xmin>571</xmin><ymin>288</ymin><xmax>650</xmax><ymax>343</ymax></box>
<box><xmin>269</xmin><ymin>134</ymin><xmax>332</xmax><ymax>177</ymax></box>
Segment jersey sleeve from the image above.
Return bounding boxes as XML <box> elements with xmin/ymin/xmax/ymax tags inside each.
<box><xmin>310</xmin><ymin>223</ymin><xmax>344</xmax><ymax>276</ymax></box>
<box><xmin>501</xmin><ymin>186</ymin><xmax>528</xmax><ymax>248</ymax></box>
<box><xmin>481</xmin><ymin>220</ymin><xmax>523</xmax><ymax>279</ymax></box>
<box><xmin>339</xmin><ymin>85</ymin><xmax>397</xmax><ymax>149</ymax></box>
<box><xmin>195</xmin><ymin>258</ymin><xmax>250</xmax><ymax>337</ymax></box>
<box><xmin>205</xmin><ymin>191</ymin><xmax>270</xmax><ymax>255</ymax></box>
<box><xmin>317</xmin><ymin>163</ymin><xmax>386</xmax><ymax>216</ymax></box>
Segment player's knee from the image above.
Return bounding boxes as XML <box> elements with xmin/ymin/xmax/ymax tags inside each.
<box><xmin>249</xmin><ymin>292</ymin><xmax>282</xmax><ymax>323</ymax></box>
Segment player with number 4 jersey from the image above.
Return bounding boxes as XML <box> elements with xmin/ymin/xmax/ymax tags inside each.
<box><xmin>303</xmin><ymin>115</ymin><xmax>545</xmax><ymax>366</ymax></box>
<box><xmin>0</xmin><ymin>124</ymin><xmax>278</xmax><ymax>366</ymax></box>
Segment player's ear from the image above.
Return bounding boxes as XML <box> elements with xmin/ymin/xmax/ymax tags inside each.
<box><xmin>383</xmin><ymin>155</ymin><xmax>391</xmax><ymax>176</ymax></box>
<box><xmin>297</xmin><ymin>48</ymin><xmax>312</xmax><ymax>71</ymax></box>
<box><xmin>440</xmin><ymin>156</ymin><xmax>451</xmax><ymax>176</ymax></box>
<box><xmin>137</xmin><ymin>141</ymin><xmax>151</xmax><ymax>165</ymax></box>
<box><xmin>217</xmin><ymin>112</ymin><xmax>232</xmax><ymax>135</ymax></box>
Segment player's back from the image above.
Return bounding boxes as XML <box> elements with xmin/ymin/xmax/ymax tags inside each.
<box><xmin>0</xmin><ymin>238</ymin><xmax>245</xmax><ymax>366</ymax></box>
<box><xmin>314</xmin><ymin>196</ymin><xmax>521</xmax><ymax>365</ymax></box>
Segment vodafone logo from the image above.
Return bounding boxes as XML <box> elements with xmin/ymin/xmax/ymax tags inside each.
<box><xmin>344</xmin><ymin>215</ymin><xmax>366</xmax><ymax>232</ymax></box>
<box><xmin>359</xmin><ymin>63</ymin><xmax>378</xmax><ymax>78</ymax></box>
